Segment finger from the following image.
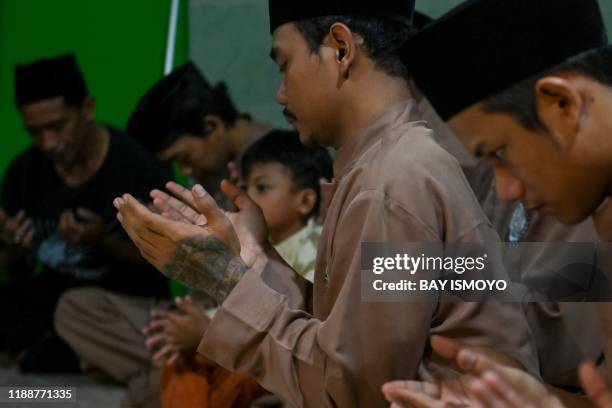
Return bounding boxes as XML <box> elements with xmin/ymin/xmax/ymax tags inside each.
<box><xmin>75</xmin><ymin>207</ymin><xmax>98</xmax><ymax>221</ymax></box>
<box><xmin>5</xmin><ymin>211</ymin><xmax>25</xmax><ymax>236</ymax></box>
<box><xmin>66</xmin><ymin>210</ymin><xmax>84</xmax><ymax>232</ymax></box>
<box><xmin>191</xmin><ymin>184</ymin><xmax>227</xmax><ymax>228</ymax></box>
<box><xmin>146</xmin><ymin>317</ymin><xmax>172</xmax><ymax>333</ymax></box>
<box><xmin>144</xmin><ymin>333</ymin><xmax>168</xmax><ymax>350</ymax></box>
<box><xmin>580</xmin><ymin>361</ymin><xmax>612</xmax><ymax>407</ymax></box>
<box><xmin>166</xmin><ymin>352</ymin><xmax>181</xmax><ymax>366</ymax></box>
<box><xmin>22</xmin><ymin>227</ymin><xmax>34</xmax><ymax>247</ymax></box>
<box><xmin>113</xmin><ymin>197</ymin><xmax>126</xmax><ymax>210</ymax></box>
<box><xmin>153</xmin><ymin>344</ymin><xmax>177</xmax><ymax>362</ymax></box>
<box><xmin>470</xmin><ymin>378</ymin><xmax>510</xmax><ymax>408</ymax></box>
<box><xmin>175</xmin><ymin>296</ymin><xmax>201</xmax><ymax>316</ymax></box>
<box><xmin>163</xmin><ymin>311</ymin><xmax>186</xmax><ymax>327</ymax></box>
<box><xmin>14</xmin><ymin>210</ymin><xmax>26</xmax><ymax>225</ymax></box>
<box><xmin>227</xmin><ymin>161</ymin><xmax>240</xmax><ymax>184</ymax></box>
<box><xmin>456</xmin><ymin>349</ymin><xmax>497</xmax><ymax>376</ymax></box>
<box><xmin>152</xmin><ymin>189</ymin><xmax>204</xmax><ymax>225</ymax></box>
<box><xmin>117</xmin><ymin>194</ymin><xmax>170</xmax><ymax>239</ymax></box>
<box><xmin>14</xmin><ymin>218</ymin><xmax>32</xmax><ymax>243</ymax></box>
<box><xmin>166</xmin><ymin>182</ymin><xmax>199</xmax><ymax>211</ymax></box>
<box><xmin>220</xmin><ymin>179</ymin><xmax>257</xmax><ymax>212</ymax></box>
<box><xmin>482</xmin><ymin>371</ymin><xmax>530</xmax><ymax>408</ymax></box>
<box><xmin>118</xmin><ymin>216</ymin><xmax>159</xmax><ymax>261</ymax></box>
<box><xmin>382</xmin><ymin>386</ymin><xmax>441</xmax><ymax>408</ymax></box>
<box><xmin>430</xmin><ymin>335</ymin><xmax>463</xmax><ymax>361</ymax></box>
<box><xmin>382</xmin><ymin>381</ymin><xmax>440</xmax><ymax>398</ymax></box>
<box><xmin>150</xmin><ymin>309</ymin><xmax>171</xmax><ymax>320</ymax></box>
<box><xmin>57</xmin><ymin>211</ymin><xmax>70</xmax><ymax>234</ymax></box>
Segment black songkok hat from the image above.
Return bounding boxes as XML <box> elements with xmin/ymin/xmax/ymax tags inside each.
<box><xmin>127</xmin><ymin>62</ymin><xmax>214</xmax><ymax>153</ymax></box>
<box><xmin>400</xmin><ymin>0</ymin><xmax>609</xmax><ymax>121</ymax></box>
<box><xmin>14</xmin><ymin>53</ymin><xmax>88</xmax><ymax>107</ymax></box>
<box><xmin>412</xmin><ymin>11</ymin><xmax>433</xmax><ymax>31</ymax></box>
<box><xmin>268</xmin><ymin>0</ymin><xmax>416</xmax><ymax>34</ymax></box>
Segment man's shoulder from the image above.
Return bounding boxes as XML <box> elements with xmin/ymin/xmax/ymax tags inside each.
<box><xmin>373</xmin><ymin>120</ymin><xmax>463</xmax><ymax>188</ymax></box>
<box><xmin>103</xmin><ymin>126</ymin><xmax>173</xmax><ymax>186</ymax></box>
<box><xmin>107</xmin><ymin>126</ymin><xmax>154</xmax><ymax>158</ymax></box>
<box><xmin>3</xmin><ymin>146</ymin><xmax>45</xmax><ymax>179</ymax></box>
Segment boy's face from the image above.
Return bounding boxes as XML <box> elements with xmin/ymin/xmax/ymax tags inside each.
<box><xmin>245</xmin><ymin>162</ymin><xmax>308</xmax><ymax>243</ymax></box>
<box><xmin>449</xmin><ymin>102</ymin><xmax>609</xmax><ymax>225</ymax></box>
<box><xmin>270</xmin><ymin>23</ymin><xmax>341</xmax><ymax>147</ymax></box>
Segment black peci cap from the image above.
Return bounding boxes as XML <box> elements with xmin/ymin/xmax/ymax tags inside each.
<box><xmin>127</xmin><ymin>62</ymin><xmax>214</xmax><ymax>153</ymax></box>
<box><xmin>412</xmin><ymin>11</ymin><xmax>433</xmax><ymax>31</ymax></box>
<box><xmin>268</xmin><ymin>0</ymin><xmax>416</xmax><ymax>33</ymax></box>
<box><xmin>400</xmin><ymin>0</ymin><xmax>609</xmax><ymax>121</ymax></box>
<box><xmin>15</xmin><ymin>53</ymin><xmax>88</xmax><ymax>107</ymax></box>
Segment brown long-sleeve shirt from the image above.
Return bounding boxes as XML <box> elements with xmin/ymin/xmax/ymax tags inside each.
<box><xmin>199</xmin><ymin>99</ymin><xmax>537</xmax><ymax>407</ymax></box>
<box><xmin>414</xmin><ymin>90</ymin><xmax>605</xmax><ymax>390</ymax></box>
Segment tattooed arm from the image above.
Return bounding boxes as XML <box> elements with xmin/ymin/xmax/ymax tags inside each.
<box><xmin>115</xmin><ymin>182</ymin><xmax>269</xmax><ymax>303</ymax></box>
<box><xmin>165</xmin><ymin>235</ymin><xmax>249</xmax><ymax>303</ymax></box>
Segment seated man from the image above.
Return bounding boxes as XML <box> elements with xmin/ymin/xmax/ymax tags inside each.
<box><xmin>114</xmin><ymin>1</ymin><xmax>539</xmax><ymax>405</ymax></box>
<box><xmin>0</xmin><ymin>53</ymin><xmax>171</xmax><ymax>372</ymax></box>
<box><xmin>54</xmin><ymin>62</ymin><xmax>271</xmax><ymax>407</ymax></box>
<box><xmin>150</xmin><ymin>130</ymin><xmax>332</xmax><ymax>408</ymax></box>
<box><xmin>127</xmin><ymin>61</ymin><xmax>271</xmax><ymax>204</ymax></box>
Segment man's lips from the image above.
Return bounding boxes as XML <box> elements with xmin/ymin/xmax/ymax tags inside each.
<box><xmin>525</xmin><ymin>203</ymin><xmax>546</xmax><ymax>212</ymax></box>
<box><xmin>283</xmin><ymin>108</ymin><xmax>297</xmax><ymax>124</ymax></box>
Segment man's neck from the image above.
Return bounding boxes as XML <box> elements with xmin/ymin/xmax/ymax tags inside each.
<box><xmin>226</xmin><ymin>116</ymin><xmax>255</xmax><ymax>158</ymax></box>
<box><xmin>331</xmin><ymin>71</ymin><xmax>412</xmax><ymax>150</ymax></box>
<box><xmin>56</xmin><ymin>124</ymin><xmax>110</xmax><ymax>187</ymax></box>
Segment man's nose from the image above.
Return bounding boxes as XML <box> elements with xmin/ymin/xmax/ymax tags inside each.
<box><xmin>38</xmin><ymin>130</ymin><xmax>60</xmax><ymax>153</ymax></box>
<box><xmin>494</xmin><ymin>167</ymin><xmax>525</xmax><ymax>202</ymax></box>
<box><xmin>276</xmin><ymin>80</ymin><xmax>287</xmax><ymax>105</ymax></box>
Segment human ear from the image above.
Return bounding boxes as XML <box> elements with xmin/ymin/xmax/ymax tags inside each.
<box><xmin>534</xmin><ymin>76</ymin><xmax>584</xmax><ymax>150</ymax></box>
<box><xmin>325</xmin><ymin>22</ymin><xmax>360</xmax><ymax>80</ymax></box>
<box><xmin>81</xmin><ymin>97</ymin><xmax>96</xmax><ymax>121</ymax></box>
<box><xmin>202</xmin><ymin>115</ymin><xmax>226</xmax><ymax>142</ymax></box>
<box><xmin>295</xmin><ymin>188</ymin><xmax>317</xmax><ymax>217</ymax></box>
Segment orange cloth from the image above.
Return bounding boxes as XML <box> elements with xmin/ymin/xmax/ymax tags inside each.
<box><xmin>160</xmin><ymin>353</ymin><xmax>267</xmax><ymax>408</ymax></box>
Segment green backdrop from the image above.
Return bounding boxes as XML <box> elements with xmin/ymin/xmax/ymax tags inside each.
<box><xmin>0</xmin><ymin>0</ymin><xmax>189</xmax><ymax>180</ymax></box>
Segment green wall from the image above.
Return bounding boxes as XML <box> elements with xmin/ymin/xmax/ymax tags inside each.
<box><xmin>0</xmin><ymin>0</ymin><xmax>189</xmax><ymax>179</ymax></box>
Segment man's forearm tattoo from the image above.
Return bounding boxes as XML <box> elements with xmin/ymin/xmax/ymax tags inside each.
<box><xmin>163</xmin><ymin>235</ymin><xmax>247</xmax><ymax>303</ymax></box>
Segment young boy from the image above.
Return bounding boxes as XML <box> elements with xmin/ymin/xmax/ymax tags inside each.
<box><xmin>148</xmin><ymin>129</ymin><xmax>332</xmax><ymax>407</ymax></box>
<box><xmin>240</xmin><ymin>129</ymin><xmax>332</xmax><ymax>281</ymax></box>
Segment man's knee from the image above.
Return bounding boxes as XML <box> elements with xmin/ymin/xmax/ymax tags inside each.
<box><xmin>54</xmin><ymin>287</ymin><xmax>107</xmax><ymax>335</ymax></box>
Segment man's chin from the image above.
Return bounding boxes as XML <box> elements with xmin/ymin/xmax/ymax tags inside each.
<box><xmin>554</xmin><ymin>206</ymin><xmax>591</xmax><ymax>226</ymax></box>
<box><xmin>297</xmin><ymin>130</ymin><xmax>320</xmax><ymax>147</ymax></box>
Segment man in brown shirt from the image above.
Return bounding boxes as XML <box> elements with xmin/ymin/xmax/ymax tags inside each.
<box><xmin>386</xmin><ymin>0</ymin><xmax>612</xmax><ymax>405</ymax></box>
<box><xmin>415</xmin><ymin>90</ymin><xmax>605</xmax><ymax>392</ymax></box>
<box><xmin>114</xmin><ymin>1</ymin><xmax>538</xmax><ymax>406</ymax></box>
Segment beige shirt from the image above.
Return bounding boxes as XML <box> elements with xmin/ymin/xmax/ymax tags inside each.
<box><xmin>274</xmin><ymin>218</ymin><xmax>320</xmax><ymax>283</ymax></box>
<box><xmin>199</xmin><ymin>99</ymin><xmax>537</xmax><ymax>407</ymax></box>
<box><xmin>415</xmin><ymin>91</ymin><xmax>604</xmax><ymax>390</ymax></box>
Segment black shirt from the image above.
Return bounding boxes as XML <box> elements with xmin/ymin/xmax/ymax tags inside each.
<box><xmin>1</xmin><ymin>126</ymin><xmax>173</xmax><ymax>297</ymax></box>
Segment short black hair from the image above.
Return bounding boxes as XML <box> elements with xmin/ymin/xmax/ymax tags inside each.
<box><xmin>294</xmin><ymin>15</ymin><xmax>414</xmax><ymax>78</ymax></box>
<box><xmin>241</xmin><ymin>130</ymin><xmax>333</xmax><ymax>216</ymax></box>
<box><xmin>482</xmin><ymin>46</ymin><xmax>612</xmax><ymax>131</ymax></box>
